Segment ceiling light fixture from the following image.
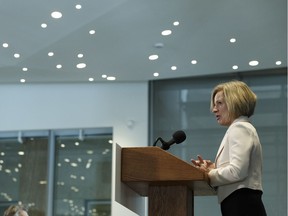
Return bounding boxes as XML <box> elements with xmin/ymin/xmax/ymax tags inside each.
<box><xmin>232</xmin><ymin>65</ymin><xmax>238</xmax><ymax>70</ymax></box>
<box><xmin>75</xmin><ymin>4</ymin><xmax>82</xmax><ymax>9</ymax></box>
<box><xmin>161</xmin><ymin>30</ymin><xmax>172</xmax><ymax>36</ymax></box>
<box><xmin>88</xmin><ymin>78</ymin><xmax>94</xmax><ymax>82</ymax></box>
<box><xmin>76</xmin><ymin>63</ymin><xmax>86</xmax><ymax>69</ymax></box>
<box><xmin>20</xmin><ymin>79</ymin><xmax>26</xmax><ymax>83</ymax></box>
<box><xmin>275</xmin><ymin>61</ymin><xmax>282</xmax><ymax>65</ymax></box>
<box><xmin>22</xmin><ymin>67</ymin><xmax>28</xmax><ymax>72</ymax></box>
<box><xmin>48</xmin><ymin>52</ymin><xmax>54</xmax><ymax>57</ymax></box>
<box><xmin>149</xmin><ymin>54</ymin><xmax>158</xmax><ymax>60</ymax></box>
<box><xmin>102</xmin><ymin>74</ymin><xmax>107</xmax><ymax>78</ymax></box>
<box><xmin>56</xmin><ymin>64</ymin><xmax>62</xmax><ymax>69</ymax></box>
<box><xmin>230</xmin><ymin>38</ymin><xmax>236</xmax><ymax>43</ymax></box>
<box><xmin>89</xmin><ymin>30</ymin><xmax>96</xmax><ymax>35</ymax></box>
<box><xmin>2</xmin><ymin>43</ymin><xmax>8</xmax><ymax>48</ymax></box>
<box><xmin>249</xmin><ymin>60</ymin><xmax>259</xmax><ymax>66</ymax></box>
<box><xmin>77</xmin><ymin>53</ymin><xmax>84</xmax><ymax>58</ymax></box>
<box><xmin>51</xmin><ymin>11</ymin><xmax>62</xmax><ymax>19</ymax></box>
<box><xmin>14</xmin><ymin>53</ymin><xmax>20</xmax><ymax>58</ymax></box>
<box><xmin>41</xmin><ymin>23</ymin><xmax>47</xmax><ymax>28</ymax></box>
<box><xmin>191</xmin><ymin>60</ymin><xmax>197</xmax><ymax>64</ymax></box>
<box><xmin>153</xmin><ymin>72</ymin><xmax>159</xmax><ymax>77</ymax></box>
<box><xmin>171</xmin><ymin>66</ymin><xmax>177</xmax><ymax>70</ymax></box>
<box><xmin>107</xmin><ymin>76</ymin><xmax>116</xmax><ymax>81</ymax></box>
<box><xmin>173</xmin><ymin>21</ymin><xmax>180</xmax><ymax>26</ymax></box>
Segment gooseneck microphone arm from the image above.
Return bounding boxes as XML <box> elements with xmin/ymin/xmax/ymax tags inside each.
<box><xmin>153</xmin><ymin>130</ymin><xmax>186</xmax><ymax>150</ymax></box>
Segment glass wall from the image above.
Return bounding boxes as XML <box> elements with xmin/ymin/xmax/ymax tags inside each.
<box><xmin>0</xmin><ymin>128</ymin><xmax>112</xmax><ymax>216</ymax></box>
<box><xmin>150</xmin><ymin>68</ymin><xmax>287</xmax><ymax>216</ymax></box>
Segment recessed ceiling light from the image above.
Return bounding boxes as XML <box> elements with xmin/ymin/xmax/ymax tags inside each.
<box><xmin>249</xmin><ymin>60</ymin><xmax>259</xmax><ymax>66</ymax></box>
<box><xmin>107</xmin><ymin>76</ymin><xmax>116</xmax><ymax>81</ymax></box>
<box><xmin>153</xmin><ymin>72</ymin><xmax>159</xmax><ymax>77</ymax></box>
<box><xmin>2</xmin><ymin>43</ymin><xmax>9</xmax><ymax>48</ymax></box>
<box><xmin>56</xmin><ymin>64</ymin><xmax>62</xmax><ymax>69</ymax></box>
<box><xmin>88</xmin><ymin>78</ymin><xmax>94</xmax><ymax>82</ymax></box>
<box><xmin>41</xmin><ymin>23</ymin><xmax>47</xmax><ymax>28</ymax></box>
<box><xmin>230</xmin><ymin>38</ymin><xmax>236</xmax><ymax>43</ymax></box>
<box><xmin>161</xmin><ymin>30</ymin><xmax>172</xmax><ymax>36</ymax></box>
<box><xmin>89</xmin><ymin>30</ymin><xmax>96</xmax><ymax>35</ymax></box>
<box><xmin>173</xmin><ymin>21</ymin><xmax>180</xmax><ymax>26</ymax></box>
<box><xmin>232</xmin><ymin>65</ymin><xmax>238</xmax><ymax>70</ymax></box>
<box><xmin>171</xmin><ymin>66</ymin><xmax>177</xmax><ymax>70</ymax></box>
<box><xmin>275</xmin><ymin>61</ymin><xmax>282</xmax><ymax>65</ymax></box>
<box><xmin>75</xmin><ymin>4</ymin><xmax>82</xmax><ymax>9</ymax></box>
<box><xmin>77</xmin><ymin>53</ymin><xmax>84</xmax><ymax>58</ymax></box>
<box><xmin>102</xmin><ymin>74</ymin><xmax>107</xmax><ymax>78</ymax></box>
<box><xmin>51</xmin><ymin>11</ymin><xmax>62</xmax><ymax>19</ymax></box>
<box><xmin>149</xmin><ymin>54</ymin><xmax>158</xmax><ymax>60</ymax></box>
<box><xmin>20</xmin><ymin>79</ymin><xmax>26</xmax><ymax>83</ymax></box>
<box><xmin>191</xmin><ymin>60</ymin><xmax>197</xmax><ymax>64</ymax></box>
<box><xmin>76</xmin><ymin>63</ymin><xmax>86</xmax><ymax>69</ymax></box>
<box><xmin>14</xmin><ymin>53</ymin><xmax>20</xmax><ymax>58</ymax></box>
<box><xmin>48</xmin><ymin>52</ymin><xmax>54</xmax><ymax>57</ymax></box>
<box><xmin>22</xmin><ymin>67</ymin><xmax>28</xmax><ymax>71</ymax></box>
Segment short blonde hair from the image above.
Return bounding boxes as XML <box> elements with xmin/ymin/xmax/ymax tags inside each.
<box><xmin>210</xmin><ymin>80</ymin><xmax>257</xmax><ymax>120</ymax></box>
<box><xmin>3</xmin><ymin>205</ymin><xmax>28</xmax><ymax>216</ymax></box>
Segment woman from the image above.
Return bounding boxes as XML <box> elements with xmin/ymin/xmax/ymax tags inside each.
<box><xmin>192</xmin><ymin>80</ymin><xmax>267</xmax><ymax>216</ymax></box>
<box><xmin>3</xmin><ymin>205</ymin><xmax>29</xmax><ymax>216</ymax></box>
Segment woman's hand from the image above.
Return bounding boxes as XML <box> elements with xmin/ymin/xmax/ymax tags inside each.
<box><xmin>191</xmin><ymin>155</ymin><xmax>215</xmax><ymax>173</ymax></box>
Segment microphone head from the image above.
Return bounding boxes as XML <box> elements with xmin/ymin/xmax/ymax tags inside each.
<box><xmin>172</xmin><ymin>130</ymin><xmax>186</xmax><ymax>144</ymax></box>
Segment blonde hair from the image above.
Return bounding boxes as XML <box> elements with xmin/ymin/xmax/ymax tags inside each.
<box><xmin>210</xmin><ymin>80</ymin><xmax>257</xmax><ymax>120</ymax></box>
<box><xmin>3</xmin><ymin>205</ymin><xmax>28</xmax><ymax>216</ymax></box>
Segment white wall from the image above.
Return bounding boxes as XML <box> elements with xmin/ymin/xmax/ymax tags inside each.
<box><xmin>0</xmin><ymin>82</ymin><xmax>149</xmax><ymax>216</ymax></box>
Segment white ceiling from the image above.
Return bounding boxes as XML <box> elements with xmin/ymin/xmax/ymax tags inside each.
<box><xmin>0</xmin><ymin>0</ymin><xmax>286</xmax><ymax>84</ymax></box>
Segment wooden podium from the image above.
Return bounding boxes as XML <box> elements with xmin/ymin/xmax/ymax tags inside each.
<box><xmin>121</xmin><ymin>147</ymin><xmax>216</xmax><ymax>216</ymax></box>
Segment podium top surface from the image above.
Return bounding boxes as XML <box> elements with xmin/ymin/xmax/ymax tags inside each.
<box><xmin>121</xmin><ymin>146</ymin><xmax>216</xmax><ymax>196</ymax></box>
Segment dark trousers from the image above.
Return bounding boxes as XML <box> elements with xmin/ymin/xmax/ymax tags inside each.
<box><xmin>220</xmin><ymin>188</ymin><xmax>267</xmax><ymax>216</ymax></box>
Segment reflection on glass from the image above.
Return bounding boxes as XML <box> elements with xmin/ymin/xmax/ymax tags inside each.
<box><xmin>0</xmin><ymin>137</ymin><xmax>48</xmax><ymax>215</ymax></box>
<box><xmin>53</xmin><ymin>134</ymin><xmax>112</xmax><ymax>216</ymax></box>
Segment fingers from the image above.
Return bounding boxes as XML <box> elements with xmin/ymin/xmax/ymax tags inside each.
<box><xmin>197</xmin><ymin>155</ymin><xmax>204</xmax><ymax>164</ymax></box>
<box><xmin>191</xmin><ymin>159</ymin><xmax>199</xmax><ymax>166</ymax></box>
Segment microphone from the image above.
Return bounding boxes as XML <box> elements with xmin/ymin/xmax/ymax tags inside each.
<box><xmin>153</xmin><ymin>130</ymin><xmax>186</xmax><ymax>150</ymax></box>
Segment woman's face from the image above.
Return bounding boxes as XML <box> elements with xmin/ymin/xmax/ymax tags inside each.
<box><xmin>212</xmin><ymin>91</ymin><xmax>233</xmax><ymax>126</ymax></box>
